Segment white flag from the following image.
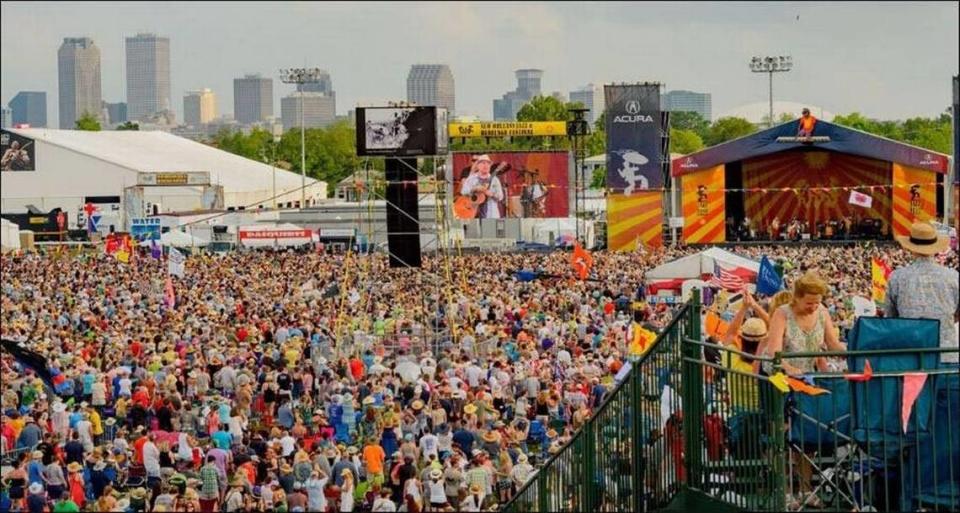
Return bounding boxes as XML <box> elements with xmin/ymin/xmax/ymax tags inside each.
<box><xmin>848</xmin><ymin>190</ymin><xmax>873</xmax><ymax>208</ymax></box>
<box><xmin>168</xmin><ymin>247</ymin><xmax>186</xmax><ymax>277</ymax></box>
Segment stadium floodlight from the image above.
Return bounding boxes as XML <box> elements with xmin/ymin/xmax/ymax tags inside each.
<box><xmin>749</xmin><ymin>55</ymin><xmax>793</xmax><ymax>127</ymax></box>
<box><xmin>280</xmin><ymin>68</ymin><xmax>324</xmax><ymax>208</ymax></box>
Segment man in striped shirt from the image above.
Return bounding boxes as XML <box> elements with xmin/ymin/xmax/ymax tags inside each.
<box><xmin>198</xmin><ymin>455</ymin><xmax>221</xmax><ymax>513</ymax></box>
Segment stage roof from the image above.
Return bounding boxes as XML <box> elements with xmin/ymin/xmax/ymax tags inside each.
<box><xmin>672</xmin><ymin>119</ymin><xmax>950</xmax><ymax>177</ymax></box>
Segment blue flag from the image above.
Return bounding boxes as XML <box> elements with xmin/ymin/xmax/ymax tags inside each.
<box><xmin>756</xmin><ymin>255</ymin><xmax>784</xmax><ymax>296</ymax></box>
<box><xmin>150</xmin><ymin>239</ymin><xmax>162</xmax><ymax>260</ymax></box>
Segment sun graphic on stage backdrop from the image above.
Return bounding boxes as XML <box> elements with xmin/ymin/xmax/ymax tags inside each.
<box><xmin>803</xmin><ymin>152</ymin><xmax>830</xmax><ymax>170</ymax></box>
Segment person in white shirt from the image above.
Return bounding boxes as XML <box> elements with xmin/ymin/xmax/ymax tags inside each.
<box><xmin>459</xmin><ymin>155</ymin><xmax>505</xmax><ymax>219</ymax></box>
<box><xmin>425</xmin><ymin>468</ymin><xmax>448</xmax><ymax>509</ymax></box>
<box><xmin>75</xmin><ymin>413</ymin><xmax>94</xmax><ymax>452</ymax></box>
<box><xmin>371</xmin><ymin>488</ymin><xmax>396</xmax><ymax>512</ymax></box>
<box><xmin>142</xmin><ymin>433</ymin><xmax>161</xmax><ymax>481</ymax></box>
<box><xmin>418</xmin><ymin>432</ymin><xmax>438</xmax><ymax>463</ymax></box>
<box><xmin>460</xmin><ymin>483</ymin><xmax>485</xmax><ymax>512</ymax></box>
<box><xmin>279</xmin><ymin>431</ymin><xmax>297</xmax><ymax>457</ymax></box>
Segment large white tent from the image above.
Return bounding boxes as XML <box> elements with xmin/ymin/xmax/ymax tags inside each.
<box><xmin>646</xmin><ymin>247</ymin><xmax>759</xmax><ymax>281</ymax></box>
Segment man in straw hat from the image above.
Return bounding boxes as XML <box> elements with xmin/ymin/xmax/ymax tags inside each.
<box><xmin>886</xmin><ymin>221</ymin><xmax>958</xmax><ymax>364</ymax></box>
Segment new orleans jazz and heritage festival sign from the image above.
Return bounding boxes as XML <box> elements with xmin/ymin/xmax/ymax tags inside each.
<box><xmin>448</xmin><ymin>122</ymin><xmax>567</xmax><ymax>138</ymax></box>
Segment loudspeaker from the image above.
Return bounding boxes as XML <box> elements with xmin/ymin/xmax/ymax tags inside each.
<box><xmin>385</xmin><ymin>157</ymin><xmax>421</xmax><ymax>267</ymax></box>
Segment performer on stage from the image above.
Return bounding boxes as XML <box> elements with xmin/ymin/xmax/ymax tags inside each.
<box><xmin>797</xmin><ymin>108</ymin><xmax>817</xmax><ymax>138</ymax></box>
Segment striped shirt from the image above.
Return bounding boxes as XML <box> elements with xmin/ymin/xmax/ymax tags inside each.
<box><xmin>199</xmin><ymin>464</ymin><xmax>220</xmax><ymax>499</ymax></box>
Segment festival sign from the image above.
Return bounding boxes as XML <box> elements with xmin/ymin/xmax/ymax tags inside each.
<box><xmin>137</xmin><ymin>172</ymin><xmax>211</xmax><ymax>187</ymax></box>
<box><xmin>682</xmin><ymin>165</ymin><xmax>725</xmax><ymax>244</ymax></box>
<box><xmin>891</xmin><ymin>163</ymin><xmax>936</xmax><ymax>237</ymax></box>
<box><xmin>448</xmin><ymin>122</ymin><xmax>567</xmax><ymax>138</ymax></box>
<box><xmin>238</xmin><ymin>229</ymin><xmax>313</xmax><ymax>240</ymax></box>
<box><xmin>605</xmin><ymin>83</ymin><xmax>663</xmax><ymax>250</ymax></box>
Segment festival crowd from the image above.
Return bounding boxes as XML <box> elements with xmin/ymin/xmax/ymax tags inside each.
<box><xmin>1</xmin><ymin>232</ymin><xmax>956</xmax><ymax>512</ymax></box>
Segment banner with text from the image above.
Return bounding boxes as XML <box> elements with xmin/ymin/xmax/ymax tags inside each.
<box><xmin>605</xmin><ymin>84</ymin><xmax>663</xmax><ymax>250</ymax></box>
<box><xmin>448</xmin><ymin>122</ymin><xmax>567</xmax><ymax>138</ymax></box>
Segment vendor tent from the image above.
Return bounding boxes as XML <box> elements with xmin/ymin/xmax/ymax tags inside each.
<box><xmin>646</xmin><ymin>248</ymin><xmax>759</xmax><ymax>281</ymax></box>
<box><xmin>140</xmin><ymin>229</ymin><xmax>209</xmax><ymax>248</ymax></box>
<box><xmin>238</xmin><ymin>223</ymin><xmax>313</xmax><ymax>247</ymax></box>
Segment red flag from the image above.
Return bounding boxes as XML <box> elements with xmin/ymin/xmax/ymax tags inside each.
<box><xmin>845</xmin><ymin>359</ymin><xmax>873</xmax><ymax>382</ymax></box>
<box><xmin>571</xmin><ymin>243</ymin><xmax>593</xmax><ymax>280</ymax></box>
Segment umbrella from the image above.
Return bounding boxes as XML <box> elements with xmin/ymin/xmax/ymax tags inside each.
<box><xmin>394</xmin><ymin>360</ymin><xmax>421</xmax><ymax>383</ymax></box>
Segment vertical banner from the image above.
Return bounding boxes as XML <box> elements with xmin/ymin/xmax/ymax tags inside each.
<box><xmin>682</xmin><ymin>165</ymin><xmax>726</xmax><ymax>243</ymax></box>
<box><xmin>892</xmin><ymin>163</ymin><xmax>936</xmax><ymax>237</ymax></box>
<box><xmin>605</xmin><ymin>83</ymin><xmax>663</xmax><ymax>250</ymax></box>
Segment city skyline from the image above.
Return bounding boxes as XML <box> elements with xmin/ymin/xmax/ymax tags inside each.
<box><xmin>1</xmin><ymin>2</ymin><xmax>957</xmax><ymax>128</ymax></box>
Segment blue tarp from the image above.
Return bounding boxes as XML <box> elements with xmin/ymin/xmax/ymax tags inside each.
<box><xmin>672</xmin><ymin>119</ymin><xmax>949</xmax><ymax>176</ymax></box>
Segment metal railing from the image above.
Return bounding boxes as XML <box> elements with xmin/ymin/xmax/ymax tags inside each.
<box><xmin>502</xmin><ymin>291</ymin><xmax>959</xmax><ymax>512</ymax></box>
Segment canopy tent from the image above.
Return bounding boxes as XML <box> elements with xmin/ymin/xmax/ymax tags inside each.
<box><xmin>645</xmin><ymin>248</ymin><xmax>758</xmax><ymax>295</ymax></box>
<box><xmin>138</xmin><ymin>229</ymin><xmax>209</xmax><ymax>248</ymax></box>
<box><xmin>1</xmin><ymin>218</ymin><xmax>21</xmax><ymax>253</ymax></box>
<box><xmin>529</xmin><ymin>218</ymin><xmax>596</xmax><ymax>248</ymax></box>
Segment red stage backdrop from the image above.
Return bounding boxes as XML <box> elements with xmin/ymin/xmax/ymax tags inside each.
<box><xmin>451</xmin><ymin>151</ymin><xmax>569</xmax><ymax>219</ymax></box>
<box><xmin>743</xmin><ymin>151</ymin><xmax>892</xmax><ymax>229</ymax></box>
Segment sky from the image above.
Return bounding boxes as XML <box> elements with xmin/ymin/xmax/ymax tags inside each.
<box><xmin>2</xmin><ymin>1</ymin><xmax>957</xmax><ymax>128</ymax></box>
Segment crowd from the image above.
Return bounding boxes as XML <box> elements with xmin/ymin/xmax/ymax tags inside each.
<box><xmin>0</xmin><ymin>233</ymin><xmax>955</xmax><ymax>512</ymax></box>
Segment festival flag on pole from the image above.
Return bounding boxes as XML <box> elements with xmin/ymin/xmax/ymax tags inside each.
<box><xmin>168</xmin><ymin>247</ymin><xmax>185</xmax><ymax>277</ymax></box>
<box><xmin>150</xmin><ymin>238</ymin><xmax>162</xmax><ymax>260</ymax></box>
<box><xmin>756</xmin><ymin>256</ymin><xmax>784</xmax><ymax>296</ymax></box>
<box><xmin>163</xmin><ymin>277</ymin><xmax>176</xmax><ymax>310</ymax></box>
<box><xmin>849</xmin><ymin>190</ymin><xmax>873</xmax><ymax>209</ymax></box>
<box><xmin>571</xmin><ymin>242</ymin><xmax>593</xmax><ymax>280</ymax></box>
<box><xmin>871</xmin><ymin>258</ymin><xmax>892</xmax><ymax>304</ymax></box>
<box><xmin>627</xmin><ymin>322</ymin><xmax>657</xmax><ymax>358</ymax></box>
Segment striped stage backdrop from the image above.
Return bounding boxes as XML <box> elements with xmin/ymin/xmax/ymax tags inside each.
<box><xmin>743</xmin><ymin>151</ymin><xmax>892</xmax><ymax>230</ymax></box>
<box><xmin>682</xmin><ymin>164</ymin><xmax>726</xmax><ymax>244</ymax></box>
<box><xmin>891</xmin><ymin>163</ymin><xmax>937</xmax><ymax>237</ymax></box>
<box><xmin>607</xmin><ymin>191</ymin><xmax>663</xmax><ymax>251</ymax></box>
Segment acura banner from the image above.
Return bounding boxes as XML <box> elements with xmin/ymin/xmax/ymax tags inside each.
<box><xmin>605</xmin><ymin>84</ymin><xmax>663</xmax><ymax>191</ymax></box>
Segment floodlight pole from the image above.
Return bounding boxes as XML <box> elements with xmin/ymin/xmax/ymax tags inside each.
<box><xmin>280</xmin><ymin>68</ymin><xmax>323</xmax><ymax>208</ymax></box>
<box><xmin>749</xmin><ymin>56</ymin><xmax>793</xmax><ymax>127</ymax></box>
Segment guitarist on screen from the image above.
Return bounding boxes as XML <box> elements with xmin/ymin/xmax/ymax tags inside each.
<box><xmin>459</xmin><ymin>154</ymin><xmax>505</xmax><ymax>219</ymax></box>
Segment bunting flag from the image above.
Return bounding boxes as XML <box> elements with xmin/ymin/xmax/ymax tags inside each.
<box><xmin>786</xmin><ymin>376</ymin><xmax>830</xmax><ymax>396</ymax></box>
<box><xmin>627</xmin><ymin>322</ymin><xmax>658</xmax><ymax>358</ymax></box>
<box><xmin>164</xmin><ymin>277</ymin><xmax>176</xmax><ymax>310</ymax></box>
<box><xmin>571</xmin><ymin>242</ymin><xmax>593</xmax><ymax>280</ymax></box>
<box><xmin>901</xmin><ymin>373</ymin><xmax>928</xmax><ymax>433</ymax></box>
<box><xmin>845</xmin><ymin>359</ymin><xmax>873</xmax><ymax>382</ymax></box>
<box><xmin>768</xmin><ymin>372</ymin><xmax>791</xmax><ymax>393</ymax></box>
<box><xmin>871</xmin><ymin>258</ymin><xmax>892</xmax><ymax>304</ymax></box>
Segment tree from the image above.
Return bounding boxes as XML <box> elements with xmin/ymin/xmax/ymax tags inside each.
<box><xmin>590</xmin><ymin>166</ymin><xmax>606</xmax><ymax>189</ymax></box>
<box><xmin>670</xmin><ymin>128</ymin><xmax>705</xmax><ymax>155</ymax></box>
<box><xmin>833</xmin><ymin>111</ymin><xmax>952</xmax><ymax>154</ymax></box>
<box><xmin>704</xmin><ymin>117</ymin><xmax>756</xmax><ymax>146</ymax></box>
<box><xmin>669</xmin><ymin>111</ymin><xmax>710</xmax><ymax>141</ymax></box>
<box><xmin>116</xmin><ymin>121</ymin><xmax>139</xmax><ymax>131</ymax></box>
<box><xmin>75</xmin><ymin>112</ymin><xmax>101</xmax><ymax>131</ymax></box>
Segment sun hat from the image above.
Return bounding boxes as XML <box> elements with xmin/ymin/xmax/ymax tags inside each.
<box><xmin>410</xmin><ymin>399</ymin><xmax>424</xmax><ymax>411</ymax></box>
<box><xmin>67</xmin><ymin>462</ymin><xmax>83</xmax><ymax>473</ymax></box>
<box><xmin>32</xmin><ymin>450</ymin><xmax>43</xmax><ymax>459</ymax></box>
<box><xmin>739</xmin><ymin>318</ymin><xmax>768</xmax><ymax>340</ymax></box>
<box><xmin>517</xmin><ymin>453</ymin><xmax>528</xmax><ymax>463</ymax></box>
<box><xmin>482</xmin><ymin>431</ymin><xmax>498</xmax><ymax>443</ymax></box>
<box><xmin>463</xmin><ymin>404</ymin><xmax>477</xmax><ymax>415</ymax></box>
<box><xmin>29</xmin><ymin>483</ymin><xmax>43</xmax><ymax>494</ymax></box>
<box><xmin>430</xmin><ymin>468</ymin><xmax>442</xmax><ymax>479</ymax></box>
<box><xmin>896</xmin><ymin>221</ymin><xmax>948</xmax><ymax>256</ymax></box>
<box><xmin>129</xmin><ymin>488</ymin><xmax>148</xmax><ymax>500</ymax></box>
<box><xmin>469</xmin><ymin>483</ymin><xmax>482</xmax><ymax>494</ymax></box>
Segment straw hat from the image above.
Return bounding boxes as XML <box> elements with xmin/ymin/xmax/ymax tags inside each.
<box><xmin>517</xmin><ymin>453</ymin><xmax>528</xmax><ymax>463</ymax></box>
<box><xmin>105</xmin><ymin>417</ymin><xmax>116</xmax><ymax>426</ymax></box>
<box><xmin>463</xmin><ymin>404</ymin><xmax>477</xmax><ymax>415</ymax></box>
<box><xmin>362</xmin><ymin>396</ymin><xmax>375</xmax><ymax>406</ymax></box>
<box><xmin>347</xmin><ymin>446</ymin><xmax>359</xmax><ymax>455</ymax></box>
<box><xmin>482</xmin><ymin>431</ymin><xmax>498</xmax><ymax>443</ymax></box>
<box><xmin>115</xmin><ymin>498</ymin><xmax>131</xmax><ymax>511</ymax></box>
<box><xmin>430</xmin><ymin>468</ymin><xmax>442</xmax><ymax>480</ymax></box>
<box><xmin>32</xmin><ymin>450</ymin><xmax>43</xmax><ymax>459</ymax></box>
<box><xmin>739</xmin><ymin>318</ymin><xmax>768</xmax><ymax>340</ymax></box>
<box><xmin>896</xmin><ymin>221</ymin><xmax>948</xmax><ymax>255</ymax></box>
<box><xmin>546</xmin><ymin>429</ymin><xmax>558</xmax><ymax>439</ymax></box>
<box><xmin>469</xmin><ymin>483</ymin><xmax>482</xmax><ymax>494</ymax></box>
<box><xmin>280</xmin><ymin>462</ymin><xmax>293</xmax><ymax>473</ymax></box>
<box><xmin>67</xmin><ymin>462</ymin><xmax>83</xmax><ymax>473</ymax></box>
<box><xmin>129</xmin><ymin>488</ymin><xmax>148</xmax><ymax>500</ymax></box>
<box><xmin>410</xmin><ymin>400</ymin><xmax>424</xmax><ymax>411</ymax></box>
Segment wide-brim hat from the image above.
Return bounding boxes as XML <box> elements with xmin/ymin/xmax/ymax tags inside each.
<box><xmin>29</xmin><ymin>482</ymin><xmax>43</xmax><ymax>494</ymax></box>
<box><xmin>469</xmin><ymin>483</ymin><xmax>483</xmax><ymax>494</ymax></box>
<box><xmin>362</xmin><ymin>396</ymin><xmax>375</xmax><ymax>406</ymax></box>
<box><xmin>410</xmin><ymin>400</ymin><xmax>424</xmax><ymax>411</ymax></box>
<box><xmin>430</xmin><ymin>468</ymin><xmax>442</xmax><ymax>479</ymax></box>
<box><xmin>896</xmin><ymin>221</ymin><xmax>948</xmax><ymax>256</ymax></box>
<box><xmin>482</xmin><ymin>431</ymin><xmax>498</xmax><ymax>443</ymax></box>
<box><xmin>463</xmin><ymin>404</ymin><xmax>477</xmax><ymax>415</ymax></box>
<box><xmin>67</xmin><ymin>462</ymin><xmax>83</xmax><ymax>473</ymax></box>
<box><xmin>129</xmin><ymin>487</ymin><xmax>148</xmax><ymax>500</ymax></box>
<box><xmin>739</xmin><ymin>318</ymin><xmax>768</xmax><ymax>340</ymax></box>
<box><xmin>347</xmin><ymin>446</ymin><xmax>359</xmax><ymax>455</ymax></box>
<box><xmin>517</xmin><ymin>453</ymin><xmax>528</xmax><ymax>463</ymax></box>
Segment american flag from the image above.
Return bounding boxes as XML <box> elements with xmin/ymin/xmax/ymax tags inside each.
<box><xmin>710</xmin><ymin>260</ymin><xmax>744</xmax><ymax>291</ymax></box>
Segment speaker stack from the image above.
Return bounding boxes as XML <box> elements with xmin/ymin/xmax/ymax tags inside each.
<box><xmin>385</xmin><ymin>157</ymin><xmax>422</xmax><ymax>268</ymax></box>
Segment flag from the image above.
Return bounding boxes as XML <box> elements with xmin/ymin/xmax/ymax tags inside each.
<box><xmin>871</xmin><ymin>258</ymin><xmax>892</xmax><ymax>304</ymax></box>
<box><xmin>627</xmin><ymin>322</ymin><xmax>657</xmax><ymax>358</ymax></box>
<box><xmin>164</xmin><ymin>277</ymin><xmax>176</xmax><ymax>309</ymax></box>
<box><xmin>150</xmin><ymin>239</ymin><xmax>162</xmax><ymax>260</ymax></box>
<box><xmin>0</xmin><ymin>338</ymin><xmax>59</xmax><ymax>395</ymax></box>
<box><xmin>710</xmin><ymin>260</ymin><xmax>744</xmax><ymax>291</ymax></box>
<box><xmin>848</xmin><ymin>190</ymin><xmax>873</xmax><ymax>208</ymax></box>
<box><xmin>845</xmin><ymin>359</ymin><xmax>873</xmax><ymax>382</ymax></box>
<box><xmin>571</xmin><ymin>243</ymin><xmax>593</xmax><ymax>280</ymax></box>
<box><xmin>768</xmin><ymin>372</ymin><xmax>791</xmax><ymax>393</ymax></box>
<box><xmin>168</xmin><ymin>247</ymin><xmax>185</xmax><ymax>277</ymax></box>
<box><xmin>786</xmin><ymin>376</ymin><xmax>830</xmax><ymax>396</ymax></box>
<box><xmin>901</xmin><ymin>373</ymin><xmax>927</xmax><ymax>433</ymax></box>
<box><xmin>756</xmin><ymin>256</ymin><xmax>784</xmax><ymax>296</ymax></box>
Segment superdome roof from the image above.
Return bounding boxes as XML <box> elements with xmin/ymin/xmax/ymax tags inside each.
<box><xmin>718</xmin><ymin>101</ymin><xmax>834</xmax><ymax>123</ymax></box>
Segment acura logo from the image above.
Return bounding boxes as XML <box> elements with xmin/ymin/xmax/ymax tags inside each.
<box><xmin>625</xmin><ymin>100</ymin><xmax>641</xmax><ymax>115</ymax></box>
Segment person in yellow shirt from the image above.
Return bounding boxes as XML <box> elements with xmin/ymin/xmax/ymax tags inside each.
<box><xmin>86</xmin><ymin>406</ymin><xmax>104</xmax><ymax>443</ymax></box>
<box><xmin>722</xmin><ymin>318</ymin><xmax>766</xmax><ymax>412</ymax></box>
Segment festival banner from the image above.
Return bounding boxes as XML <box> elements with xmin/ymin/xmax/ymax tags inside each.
<box><xmin>682</xmin><ymin>165</ymin><xmax>725</xmax><ymax>243</ymax></box>
<box><xmin>605</xmin><ymin>83</ymin><xmax>663</xmax><ymax>251</ymax></box>
<box><xmin>871</xmin><ymin>257</ymin><xmax>891</xmax><ymax>305</ymax></box>
<box><xmin>891</xmin><ymin>163</ymin><xmax>937</xmax><ymax>237</ymax></box>
<box><xmin>451</xmin><ymin>151</ymin><xmax>569</xmax><ymax>219</ymax></box>
<box><xmin>168</xmin><ymin>247</ymin><xmax>185</xmax><ymax>277</ymax></box>
<box><xmin>743</xmin><ymin>151</ymin><xmax>892</xmax><ymax>229</ymax></box>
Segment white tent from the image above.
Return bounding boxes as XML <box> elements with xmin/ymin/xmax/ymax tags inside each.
<box><xmin>529</xmin><ymin>218</ymin><xmax>596</xmax><ymax>248</ymax></box>
<box><xmin>140</xmin><ymin>230</ymin><xmax>210</xmax><ymax>248</ymax></box>
<box><xmin>0</xmin><ymin>219</ymin><xmax>22</xmax><ymax>253</ymax></box>
<box><xmin>646</xmin><ymin>247</ymin><xmax>759</xmax><ymax>281</ymax></box>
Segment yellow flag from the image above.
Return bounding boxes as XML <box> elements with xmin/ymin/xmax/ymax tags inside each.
<box><xmin>628</xmin><ymin>323</ymin><xmax>658</xmax><ymax>358</ymax></box>
<box><xmin>871</xmin><ymin>258</ymin><xmax>891</xmax><ymax>304</ymax></box>
<box><xmin>768</xmin><ymin>372</ymin><xmax>791</xmax><ymax>393</ymax></box>
<box><xmin>116</xmin><ymin>250</ymin><xmax>129</xmax><ymax>263</ymax></box>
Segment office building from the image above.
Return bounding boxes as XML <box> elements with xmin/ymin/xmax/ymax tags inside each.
<box><xmin>406</xmin><ymin>64</ymin><xmax>455</xmax><ymax>114</ymax></box>
<box><xmin>58</xmin><ymin>37</ymin><xmax>102</xmax><ymax>129</ymax></box>
<box><xmin>1</xmin><ymin>107</ymin><xmax>11</xmax><ymax>128</ymax></box>
<box><xmin>104</xmin><ymin>102</ymin><xmax>127</xmax><ymax>125</ymax></box>
<box><xmin>281</xmin><ymin>93</ymin><xmax>336</xmax><ymax>130</ymax></box>
<box><xmin>125</xmin><ymin>33</ymin><xmax>171</xmax><ymax>122</ymax></box>
<box><xmin>493</xmin><ymin>69</ymin><xmax>543</xmax><ymax>120</ymax></box>
<box><xmin>296</xmin><ymin>70</ymin><xmax>333</xmax><ymax>94</ymax></box>
<box><xmin>183</xmin><ymin>88</ymin><xmax>217</xmax><ymax>126</ymax></box>
<box><xmin>663</xmin><ymin>90</ymin><xmax>712</xmax><ymax>121</ymax></box>
<box><xmin>569</xmin><ymin>84</ymin><xmax>604</xmax><ymax>124</ymax></box>
<box><xmin>233</xmin><ymin>74</ymin><xmax>273</xmax><ymax>124</ymax></box>
<box><xmin>9</xmin><ymin>91</ymin><xmax>47</xmax><ymax>127</ymax></box>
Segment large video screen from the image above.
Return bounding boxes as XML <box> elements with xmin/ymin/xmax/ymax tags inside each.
<box><xmin>356</xmin><ymin>106</ymin><xmax>445</xmax><ymax>157</ymax></box>
<box><xmin>451</xmin><ymin>151</ymin><xmax>569</xmax><ymax>220</ymax></box>
<box><xmin>1</xmin><ymin>129</ymin><xmax>36</xmax><ymax>171</ymax></box>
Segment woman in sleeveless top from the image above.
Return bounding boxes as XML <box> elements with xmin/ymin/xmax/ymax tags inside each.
<box><xmin>764</xmin><ymin>272</ymin><xmax>845</xmax><ymax>376</ymax></box>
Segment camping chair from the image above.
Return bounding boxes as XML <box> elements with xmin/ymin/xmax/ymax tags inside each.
<box><xmin>846</xmin><ymin>317</ymin><xmax>940</xmax><ymax>511</ymax></box>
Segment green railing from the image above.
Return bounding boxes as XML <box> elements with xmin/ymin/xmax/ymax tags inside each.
<box><xmin>502</xmin><ymin>302</ymin><xmax>693</xmax><ymax>512</ymax></box>
<box><xmin>502</xmin><ymin>291</ymin><xmax>959</xmax><ymax>512</ymax></box>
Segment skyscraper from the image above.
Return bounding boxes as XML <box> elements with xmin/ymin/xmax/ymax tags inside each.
<box><xmin>103</xmin><ymin>102</ymin><xmax>127</xmax><ymax>125</ymax></box>
<box><xmin>296</xmin><ymin>70</ymin><xmax>333</xmax><ymax>95</ymax></box>
<box><xmin>663</xmin><ymin>90</ymin><xmax>712</xmax><ymax>121</ymax></box>
<box><xmin>58</xmin><ymin>37</ymin><xmax>102</xmax><ymax>129</ymax></box>
<box><xmin>125</xmin><ymin>33</ymin><xmax>171</xmax><ymax>122</ymax></box>
<box><xmin>569</xmin><ymin>84</ymin><xmax>604</xmax><ymax>124</ymax></box>
<box><xmin>183</xmin><ymin>89</ymin><xmax>217</xmax><ymax>126</ymax></box>
<box><xmin>281</xmin><ymin>92</ymin><xmax>336</xmax><ymax>130</ymax></box>
<box><xmin>233</xmin><ymin>74</ymin><xmax>273</xmax><ymax>124</ymax></box>
<box><xmin>1</xmin><ymin>107</ymin><xmax>11</xmax><ymax>128</ymax></box>
<box><xmin>406</xmin><ymin>64</ymin><xmax>455</xmax><ymax>114</ymax></box>
<box><xmin>493</xmin><ymin>69</ymin><xmax>543</xmax><ymax>120</ymax></box>
<box><xmin>9</xmin><ymin>91</ymin><xmax>47</xmax><ymax>127</ymax></box>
